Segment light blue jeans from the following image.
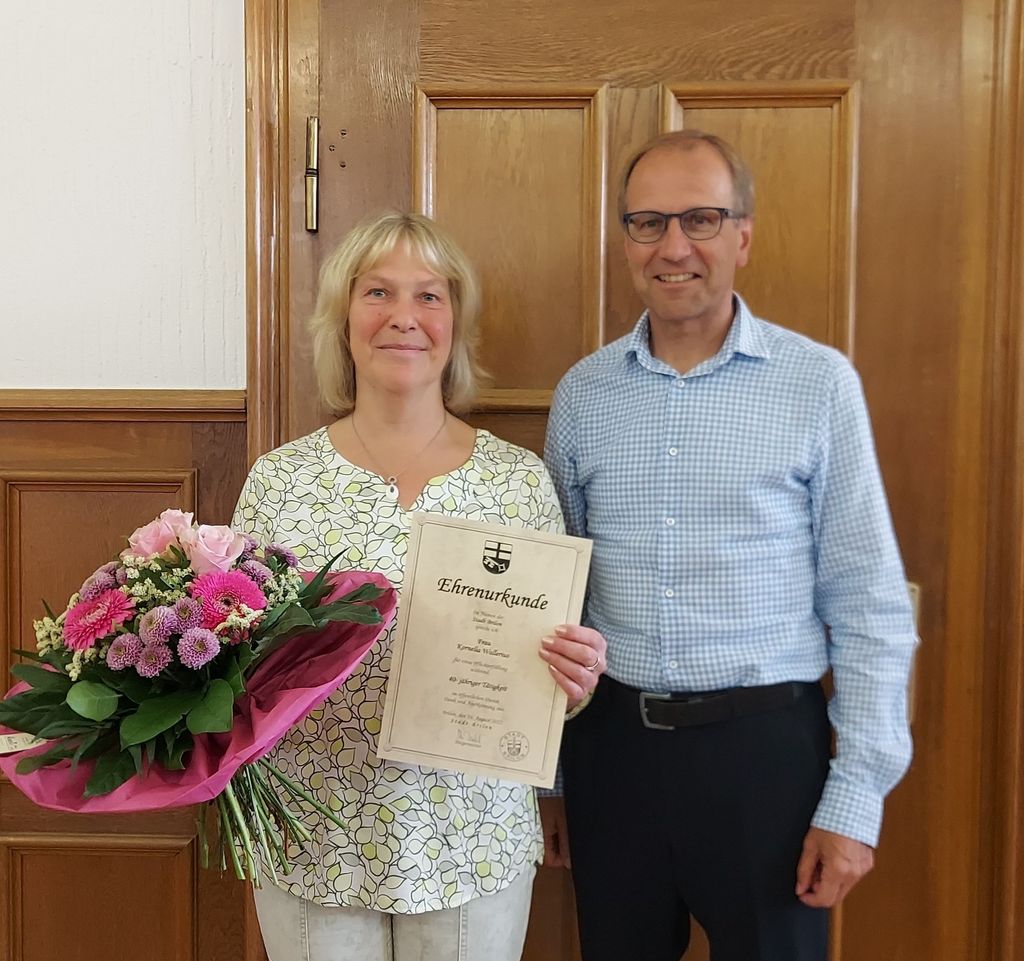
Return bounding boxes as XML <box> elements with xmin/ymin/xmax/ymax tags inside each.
<box><xmin>253</xmin><ymin>866</ymin><xmax>536</xmax><ymax>961</ymax></box>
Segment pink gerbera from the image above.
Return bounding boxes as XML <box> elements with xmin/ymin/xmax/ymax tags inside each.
<box><xmin>189</xmin><ymin>570</ymin><xmax>267</xmax><ymax>630</ymax></box>
<box><xmin>63</xmin><ymin>590</ymin><xmax>136</xmax><ymax>651</ymax></box>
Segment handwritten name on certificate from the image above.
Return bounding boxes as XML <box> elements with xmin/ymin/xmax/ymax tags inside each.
<box><xmin>378</xmin><ymin>512</ymin><xmax>592</xmax><ymax>787</ymax></box>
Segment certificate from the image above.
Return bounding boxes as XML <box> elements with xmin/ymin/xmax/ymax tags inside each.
<box><xmin>378</xmin><ymin>512</ymin><xmax>592</xmax><ymax>787</ymax></box>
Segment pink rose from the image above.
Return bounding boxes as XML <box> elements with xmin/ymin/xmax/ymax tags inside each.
<box><xmin>159</xmin><ymin>509</ymin><xmax>194</xmax><ymax>542</ymax></box>
<box><xmin>181</xmin><ymin>524</ymin><xmax>246</xmax><ymax>574</ymax></box>
<box><xmin>123</xmin><ymin>509</ymin><xmax>195</xmax><ymax>560</ymax></box>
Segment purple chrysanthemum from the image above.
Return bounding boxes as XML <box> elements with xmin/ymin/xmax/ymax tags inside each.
<box><xmin>115</xmin><ymin>566</ymin><xmax>129</xmax><ymax>585</ymax></box>
<box><xmin>239</xmin><ymin>558</ymin><xmax>273</xmax><ymax>585</ymax></box>
<box><xmin>239</xmin><ymin>534</ymin><xmax>259</xmax><ymax>561</ymax></box>
<box><xmin>138</xmin><ymin>605</ymin><xmax>176</xmax><ymax>644</ymax></box>
<box><xmin>265</xmin><ymin>544</ymin><xmax>298</xmax><ymax>568</ymax></box>
<box><xmin>177</xmin><ymin>628</ymin><xmax>220</xmax><ymax>669</ymax></box>
<box><xmin>135</xmin><ymin>642</ymin><xmax>173</xmax><ymax>678</ymax></box>
<box><xmin>171</xmin><ymin>596</ymin><xmax>203</xmax><ymax>632</ymax></box>
<box><xmin>79</xmin><ymin>569</ymin><xmax>117</xmax><ymax>601</ymax></box>
<box><xmin>106</xmin><ymin>633</ymin><xmax>143</xmax><ymax>670</ymax></box>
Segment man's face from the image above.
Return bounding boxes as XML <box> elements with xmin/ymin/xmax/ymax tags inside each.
<box><xmin>622</xmin><ymin>144</ymin><xmax>752</xmax><ymax>332</ymax></box>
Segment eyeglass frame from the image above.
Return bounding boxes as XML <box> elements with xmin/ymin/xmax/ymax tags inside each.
<box><xmin>621</xmin><ymin>206</ymin><xmax>748</xmax><ymax>244</ymax></box>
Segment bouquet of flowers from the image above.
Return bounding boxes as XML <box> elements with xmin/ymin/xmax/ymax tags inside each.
<box><xmin>0</xmin><ymin>509</ymin><xmax>397</xmax><ymax>884</ymax></box>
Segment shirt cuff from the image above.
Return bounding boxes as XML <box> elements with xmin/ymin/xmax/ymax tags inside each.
<box><xmin>810</xmin><ymin>774</ymin><xmax>885</xmax><ymax>847</ymax></box>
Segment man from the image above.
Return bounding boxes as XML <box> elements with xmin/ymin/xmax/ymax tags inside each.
<box><xmin>542</xmin><ymin>130</ymin><xmax>916</xmax><ymax>961</ymax></box>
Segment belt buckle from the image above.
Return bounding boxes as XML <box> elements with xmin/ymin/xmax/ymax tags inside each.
<box><xmin>639</xmin><ymin>691</ymin><xmax>675</xmax><ymax>730</ymax></box>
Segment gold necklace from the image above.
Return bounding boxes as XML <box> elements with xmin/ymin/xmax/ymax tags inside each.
<box><xmin>350</xmin><ymin>412</ymin><xmax>448</xmax><ymax>501</ymax></box>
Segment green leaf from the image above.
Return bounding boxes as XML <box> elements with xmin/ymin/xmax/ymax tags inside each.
<box><xmin>36</xmin><ymin>717</ymin><xmax>101</xmax><ymax>738</ymax></box>
<box><xmin>84</xmin><ymin>750</ymin><xmax>136</xmax><ymax>797</ymax></box>
<box><xmin>337</xmin><ymin>583</ymin><xmax>387</xmax><ymax>605</ymax></box>
<box><xmin>12</xmin><ymin>648</ymin><xmax>44</xmax><ymax>663</ymax></box>
<box><xmin>119</xmin><ymin>690</ymin><xmax>205</xmax><ymax>748</ymax></box>
<box><xmin>0</xmin><ymin>696</ymin><xmax>83</xmax><ymax>737</ymax></box>
<box><xmin>0</xmin><ymin>687</ymin><xmax>66</xmax><ymax>720</ymax></box>
<box><xmin>98</xmin><ymin>667</ymin><xmax>150</xmax><ymax>704</ymax></box>
<box><xmin>261</xmin><ymin>605</ymin><xmax>316</xmax><ymax>638</ymax></box>
<box><xmin>42</xmin><ymin>599</ymin><xmax>58</xmax><ymax>620</ymax></box>
<box><xmin>71</xmin><ymin>731</ymin><xmax>118</xmax><ymax>768</ymax></box>
<box><xmin>66</xmin><ymin>681</ymin><xmax>120</xmax><ymax>721</ymax></box>
<box><xmin>222</xmin><ymin>655</ymin><xmax>246</xmax><ymax>697</ymax></box>
<box><xmin>11</xmin><ymin>663</ymin><xmax>72</xmax><ymax>694</ymax></box>
<box><xmin>310</xmin><ymin>600</ymin><xmax>383</xmax><ymax>626</ymax></box>
<box><xmin>165</xmin><ymin>730</ymin><xmax>193</xmax><ymax>770</ymax></box>
<box><xmin>186</xmin><ymin>679</ymin><xmax>235</xmax><ymax>734</ymax></box>
<box><xmin>128</xmin><ymin>742</ymin><xmax>143</xmax><ymax>774</ymax></box>
<box><xmin>236</xmin><ymin>644</ymin><xmax>254</xmax><ymax>672</ymax></box>
<box><xmin>70</xmin><ymin>729</ymin><xmax>103</xmax><ymax>769</ymax></box>
<box><xmin>253</xmin><ymin>601</ymin><xmax>291</xmax><ymax>636</ymax></box>
<box><xmin>15</xmin><ymin>740</ymin><xmax>77</xmax><ymax>774</ymax></box>
<box><xmin>298</xmin><ymin>550</ymin><xmax>347</xmax><ymax>608</ymax></box>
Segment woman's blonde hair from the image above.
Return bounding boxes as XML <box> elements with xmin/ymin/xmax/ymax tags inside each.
<box><xmin>308</xmin><ymin>212</ymin><xmax>484</xmax><ymax>416</ymax></box>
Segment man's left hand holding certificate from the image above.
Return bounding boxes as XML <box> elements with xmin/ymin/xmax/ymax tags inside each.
<box><xmin>378</xmin><ymin>512</ymin><xmax>592</xmax><ymax>787</ymax></box>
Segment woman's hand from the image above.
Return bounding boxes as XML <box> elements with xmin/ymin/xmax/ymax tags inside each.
<box><xmin>539</xmin><ymin>624</ymin><xmax>607</xmax><ymax>709</ymax></box>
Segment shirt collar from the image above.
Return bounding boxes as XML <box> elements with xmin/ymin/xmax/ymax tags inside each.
<box><xmin>623</xmin><ymin>293</ymin><xmax>770</xmax><ymax>375</ymax></box>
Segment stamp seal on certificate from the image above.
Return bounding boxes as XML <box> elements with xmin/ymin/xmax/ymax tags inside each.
<box><xmin>377</xmin><ymin>512</ymin><xmax>592</xmax><ymax>788</ymax></box>
<box><xmin>499</xmin><ymin>730</ymin><xmax>530</xmax><ymax>761</ymax></box>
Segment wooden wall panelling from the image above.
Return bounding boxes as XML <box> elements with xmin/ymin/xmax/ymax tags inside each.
<box><xmin>0</xmin><ymin>401</ymin><xmax>252</xmax><ymax>961</ymax></box>
<box><xmin>662</xmin><ymin>81</ymin><xmax>857</xmax><ymax>353</ymax></box>
<box><xmin>1</xmin><ymin>470</ymin><xmax>196</xmax><ymax>672</ymax></box>
<box><xmin>0</xmin><ymin>833</ymin><xmax>195</xmax><ymax>961</ymax></box>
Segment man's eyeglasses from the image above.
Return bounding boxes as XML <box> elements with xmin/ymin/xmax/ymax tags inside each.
<box><xmin>621</xmin><ymin>207</ymin><xmax>745</xmax><ymax>244</ymax></box>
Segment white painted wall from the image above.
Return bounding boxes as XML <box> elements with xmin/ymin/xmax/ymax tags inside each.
<box><xmin>0</xmin><ymin>1</ymin><xmax>246</xmax><ymax>389</ymax></box>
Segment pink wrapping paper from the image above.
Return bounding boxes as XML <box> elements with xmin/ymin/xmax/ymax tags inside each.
<box><xmin>0</xmin><ymin>571</ymin><xmax>396</xmax><ymax>813</ymax></box>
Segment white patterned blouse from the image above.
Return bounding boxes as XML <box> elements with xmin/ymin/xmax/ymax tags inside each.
<box><xmin>232</xmin><ymin>426</ymin><xmax>564</xmax><ymax>911</ymax></box>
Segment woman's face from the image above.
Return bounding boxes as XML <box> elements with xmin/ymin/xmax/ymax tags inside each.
<box><xmin>347</xmin><ymin>245</ymin><xmax>455</xmax><ymax>400</ymax></box>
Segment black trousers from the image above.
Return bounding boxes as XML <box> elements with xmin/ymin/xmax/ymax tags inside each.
<box><xmin>561</xmin><ymin>677</ymin><xmax>831</xmax><ymax>961</ymax></box>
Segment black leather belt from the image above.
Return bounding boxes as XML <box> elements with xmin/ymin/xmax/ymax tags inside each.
<box><xmin>604</xmin><ymin>676</ymin><xmax>818</xmax><ymax>730</ymax></box>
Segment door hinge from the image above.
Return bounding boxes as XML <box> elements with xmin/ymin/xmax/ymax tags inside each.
<box><xmin>305</xmin><ymin>116</ymin><xmax>319</xmax><ymax>232</ymax></box>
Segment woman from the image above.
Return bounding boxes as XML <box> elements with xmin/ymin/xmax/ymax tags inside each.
<box><xmin>232</xmin><ymin>212</ymin><xmax>605</xmax><ymax>961</ymax></box>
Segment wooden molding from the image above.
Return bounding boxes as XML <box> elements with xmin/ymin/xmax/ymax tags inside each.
<box><xmin>245</xmin><ymin>0</ymin><xmax>288</xmax><ymax>465</ymax></box>
<box><xmin>1</xmin><ymin>470</ymin><xmax>198</xmax><ymax>668</ymax></box>
<box><xmin>474</xmin><ymin>389</ymin><xmax>554</xmax><ymax>412</ymax></box>
<box><xmin>0</xmin><ymin>390</ymin><xmax>245</xmax><ymax>421</ymax></box>
<box><xmin>414</xmin><ymin>83</ymin><xmax>609</xmax><ymax>375</ymax></box>
<box><xmin>983</xmin><ymin>0</ymin><xmax>1024</xmax><ymax>957</ymax></box>
<box><xmin>660</xmin><ymin>80</ymin><xmax>858</xmax><ymax>356</ymax></box>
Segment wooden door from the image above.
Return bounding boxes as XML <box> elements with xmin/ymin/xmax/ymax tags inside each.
<box><xmin>244</xmin><ymin>0</ymin><xmax>1022</xmax><ymax>960</ymax></box>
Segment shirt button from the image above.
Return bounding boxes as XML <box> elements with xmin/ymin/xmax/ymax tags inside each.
<box><xmin>675</xmin><ymin>379</ymin><xmax>686</xmax><ymax>389</ymax></box>
<box><xmin>665</xmin><ymin>517</ymin><xmax>675</xmax><ymax>526</ymax></box>
<box><xmin>664</xmin><ymin>588</ymin><xmax>674</xmax><ymax>598</ymax></box>
<box><xmin>668</xmin><ymin>447</ymin><xmax>678</xmax><ymax>456</ymax></box>
<box><xmin>668</xmin><ymin>659</ymin><xmax>679</xmax><ymax>669</ymax></box>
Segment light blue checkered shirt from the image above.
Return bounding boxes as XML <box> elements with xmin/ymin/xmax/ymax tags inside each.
<box><xmin>544</xmin><ymin>296</ymin><xmax>916</xmax><ymax>846</ymax></box>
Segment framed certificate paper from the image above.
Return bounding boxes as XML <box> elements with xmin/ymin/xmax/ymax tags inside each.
<box><xmin>378</xmin><ymin>512</ymin><xmax>592</xmax><ymax>787</ymax></box>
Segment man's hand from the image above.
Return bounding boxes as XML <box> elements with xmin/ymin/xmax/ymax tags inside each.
<box><xmin>795</xmin><ymin>826</ymin><xmax>874</xmax><ymax>907</ymax></box>
<box><xmin>539</xmin><ymin>795</ymin><xmax>571</xmax><ymax>868</ymax></box>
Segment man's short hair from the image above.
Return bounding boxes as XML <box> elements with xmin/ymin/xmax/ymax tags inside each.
<box><xmin>618</xmin><ymin>130</ymin><xmax>755</xmax><ymax>219</ymax></box>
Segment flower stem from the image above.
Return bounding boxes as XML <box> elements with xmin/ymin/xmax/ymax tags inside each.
<box><xmin>260</xmin><ymin>760</ymin><xmax>348</xmax><ymax>831</ymax></box>
<box><xmin>216</xmin><ymin>792</ymin><xmax>245</xmax><ymax>881</ymax></box>
<box><xmin>223</xmin><ymin>778</ymin><xmax>258</xmax><ymax>883</ymax></box>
